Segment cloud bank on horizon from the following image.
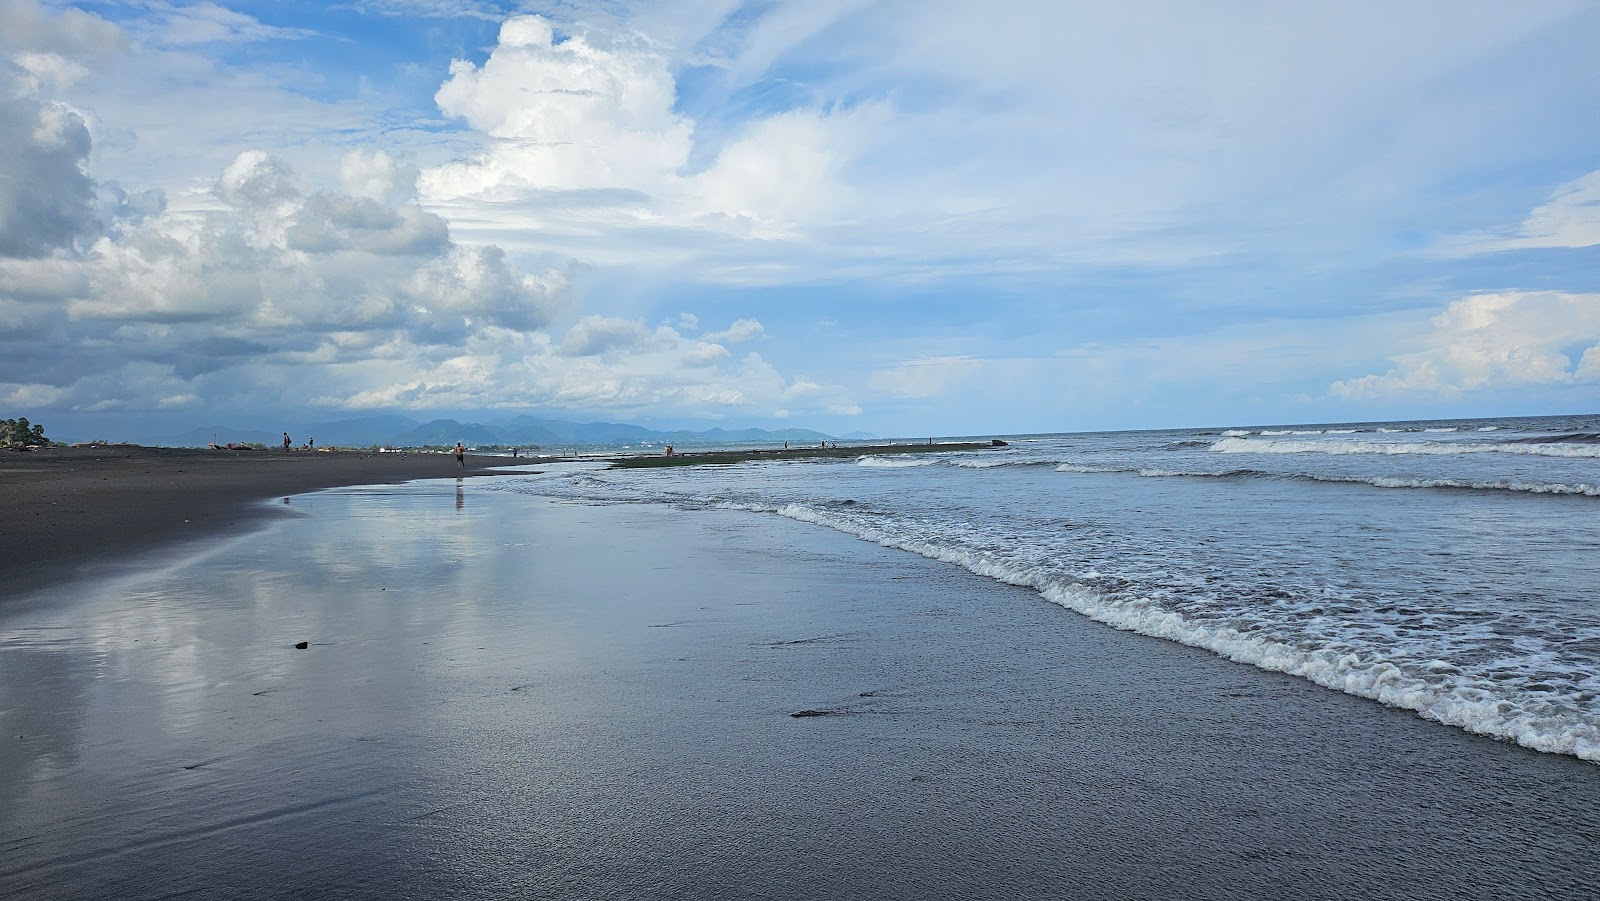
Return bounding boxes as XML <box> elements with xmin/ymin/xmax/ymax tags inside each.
<box><xmin>1</xmin><ymin>0</ymin><xmax>1597</xmax><ymax>437</ymax></box>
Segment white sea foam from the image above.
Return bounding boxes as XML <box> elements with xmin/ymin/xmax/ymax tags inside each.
<box><xmin>856</xmin><ymin>456</ymin><xmax>936</xmax><ymax>467</ymax></box>
<box><xmin>1054</xmin><ymin>463</ymin><xmax>1124</xmax><ymax>474</ymax></box>
<box><xmin>1308</xmin><ymin>474</ymin><xmax>1600</xmax><ymax>497</ymax></box>
<box><xmin>1211</xmin><ymin>436</ymin><xmax>1600</xmax><ymax>458</ymax></box>
<box><xmin>1220</xmin><ymin>429</ymin><xmax>1252</xmax><ymax>437</ymax></box>
<box><xmin>1135</xmin><ymin>468</ymin><xmax>1243</xmax><ymax>479</ymax></box>
<box><xmin>758</xmin><ymin>500</ymin><xmax>1600</xmax><ymax>763</ymax></box>
<box><xmin>1112</xmin><ymin>465</ymin><xmax>1600</xmax><ymax>497</ymax></box>
<box><xmin>1031</xmin><ymin>583</ymin><xmax>1600</xmax><ymax>763</ymax></box>
<box><xmin>946</xmin><ymin>458</ymin><xmax>1085</xmax><ymax>470</ymax></box>
<box><xmin>1261</xmin><ymin>430</ymin><xmax>1292</xmax><ymax>435</ymax></box>
<box><xmin>1425</xmin><ymin>427</ymin><xmax>1458</xmax><ymax>433</ymax></box>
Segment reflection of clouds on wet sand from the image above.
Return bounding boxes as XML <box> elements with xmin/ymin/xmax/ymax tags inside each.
<box><xmin>0</xmin><ymin>481</ymin><xmax>582</xmax><ymax>895</ymax></box>
<box><xmin>0</xmin><ymin>631</ymin><xmax>90</xmax><ymax>812</ymax></box>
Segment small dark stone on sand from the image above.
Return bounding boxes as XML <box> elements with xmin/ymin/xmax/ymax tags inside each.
<box><xmin>294</xmin><ymin>641</ymin><xmax>309</xmax><ymax>649</ymax></box>
<box><xmin>790</xmin><ymin>709</ymin><xmax>837</xmax><ymax>717</ymax></box>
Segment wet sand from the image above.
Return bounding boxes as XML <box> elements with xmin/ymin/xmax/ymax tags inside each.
<box><xmin>2</xmin><ymin>482</ymin><xmax>1596</xmax><ymax>899</ymax></box>
<box><xmin>0</xmin><ymin>445</ymin><xmax>504</xmax><ymax>599</ymax></box>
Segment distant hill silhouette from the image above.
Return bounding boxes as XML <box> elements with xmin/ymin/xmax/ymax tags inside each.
<box><xmin>136</xmin><ymin>414</ymin><xmax>872</xmax><ymax>449</ymax></box>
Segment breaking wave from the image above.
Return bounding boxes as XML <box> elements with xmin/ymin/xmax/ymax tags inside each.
<box><xmin>1051</xmin><ymin>462</ymin><xmax>1600</xmax><ymax>497</ymax></box>
<box><xmin>856</xmin><ymin>456</ymin><xmax>936</xmax><ymax>468</ymax></box>
<box><xmin>950</xmin><ymin>458</ymin><xmax>1063</xmax><ymax>469</ymax></box>
<box><xmin>1054</xmin><ymin>463</ymin><xmax>1125</xmax><ymax>474</ymax></box>
<box><xmin>758</xmin><ymin>500</ymin><xmax>1599</xmax><ymax>762</ymax></box>
<box><xmin>1211</xmin><ymin>436</ymin><xmax>1600</xmax><ymax>458</ymax></box>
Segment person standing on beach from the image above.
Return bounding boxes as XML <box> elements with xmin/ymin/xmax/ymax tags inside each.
<box><xmin>283</xmin><ymin>432</ymin><xmax>291</xmax><ymax>453</ymax></box>
<box><xmin>455</xmin><ymin>442</ymin><xmax>465</xmax><ymax>470</ymax></box>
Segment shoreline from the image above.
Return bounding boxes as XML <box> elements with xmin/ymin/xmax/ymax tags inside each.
<box><xmin>1</xmin><ymin>445</ymin><xmax>513</xmax><ymax>601</ymax></box>
<box><xmin>1</xmin><ymin>438</ymin><xmax>1003</xmax><ymax>599</ymax></box>
<box><xmin>3</xmin><ymin>487</ymin><xmax>1596</xmax><ymax>898</ymax></box>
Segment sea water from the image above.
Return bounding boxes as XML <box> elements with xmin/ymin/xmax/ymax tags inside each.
<box><xmin>503</xmin><ymin>413</ymin><xmax>1600</xmax><ymax>762</ymax></box>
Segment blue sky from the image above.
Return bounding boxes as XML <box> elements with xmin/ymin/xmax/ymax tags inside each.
<box><xmin>2</xmin><ymin>0</ymin><xmax>1598</xmax><ymax>439</ymax></box>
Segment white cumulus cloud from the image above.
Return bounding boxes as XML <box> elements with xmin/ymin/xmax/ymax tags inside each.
<box><xmin>423</xmin><ymin>15</ymin><xmax>693</xmax><ymax>198</ymax></box>
<box><xmin>702</xmin><ymin>317</ymin><xmax>763</xmax><ymax>343</ymax></box>
<box><xmin>1329</xmin><ymin>292</ymin><xmax>1600</xmax><ymax>398</ymax></box>
<box><xmin>340</xmin><ymin>149</ymin><xmax>420</xmax><ymax>204</ymax></box>
<box><xmin>418</xmin><ymin>12</ymin><xmax>879</xmax><ymax>261</ymax></box>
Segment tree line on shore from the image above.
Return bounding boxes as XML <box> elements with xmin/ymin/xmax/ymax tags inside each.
<box><xmin>1</xmin><ymin>417</ymin><xmax>52</xmax><ymax>449</ymax></box>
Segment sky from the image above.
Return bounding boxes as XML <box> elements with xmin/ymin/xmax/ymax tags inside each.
<box><xmin>1</xmin><ymin>0</ymin><xmax>1598</xmax><ymax>439</ymax></box>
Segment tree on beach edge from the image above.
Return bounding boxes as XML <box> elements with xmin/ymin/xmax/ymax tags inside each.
<box><xmin>1</xmin><ymin>417</ymin><xmax>52</xmax><ymax>449</ymax></box>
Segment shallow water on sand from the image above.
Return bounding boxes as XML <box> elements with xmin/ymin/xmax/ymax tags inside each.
<box><xmin>2</xmin><ymin>478</ymin><xmax>1598</xmax><ymax>900</ymax></box>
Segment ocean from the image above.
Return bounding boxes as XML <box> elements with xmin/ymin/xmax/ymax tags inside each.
<box><xmin>508</xmin><ymin>413</ymin><xmax>1600</xmax><ymax>763</ymax></box>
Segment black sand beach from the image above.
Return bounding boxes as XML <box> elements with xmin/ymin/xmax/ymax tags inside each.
<box><xmin>2</xmin><ymin>482</ymin><xmax>1596</xmax><ymax>900</ymax></box>
<box><xmin>0</xmin><ymin>446</ymin><xmax>502</xmax><ymax>599</ymax></box>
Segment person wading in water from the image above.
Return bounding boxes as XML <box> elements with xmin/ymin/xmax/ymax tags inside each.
<box><xmin>455</xmin><ymin>442</ymin><xmax>465</xmax><ymax>470</ymax></box>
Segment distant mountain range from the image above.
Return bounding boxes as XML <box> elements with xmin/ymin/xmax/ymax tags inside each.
<box><xmin>139</xmin><ymin>414</ymin><xmax>877</xmax><ymax>450</ymax></box>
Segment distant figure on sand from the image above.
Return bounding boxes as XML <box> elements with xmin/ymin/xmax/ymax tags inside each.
<box><xmin>455</xmin><ymin>442</ymin><xmax>465</xmax><ymax>470</ymax></box>
<box><xmin>283</xmin><ymin>432</ymin><xmax>291</xmax><ymax>453</ymax></box>
<box><xmin>664</xmin><ymin>445</ymin><xmax>674</xmax><ymax>457</ymax></box>
<box><xmin>309</xmin><ymin>438</ymin><xmax>314</xmax><ymax>451</ymax></box>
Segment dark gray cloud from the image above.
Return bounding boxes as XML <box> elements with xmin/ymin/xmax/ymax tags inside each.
<box><xmin>286</xmin><ymin>193</ymin><xmax>450</xmax><ymax>256</ymax></box>
<box><xmin>560</xmin><ymin>315</ymin><xmax>651</xmax><ymax>356</ymax></box>
<box><xmin>0</xmin><ymin>1</ymin><xmax>128</xmax><ymax>259</ymax></box>
<box><xmin>214</xmin><ymin>150</ymin><xmax>300</xmax><ymax>208</ymax></box>
<box><xmin>1</xmin><ymin>144</ymin><xmax>575</xmax><ymax>413</ymax></box>
<box><xmin>0</xmin><ymin>67</ymin><xmax>98</xmax><ymax>258</ymax></box>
